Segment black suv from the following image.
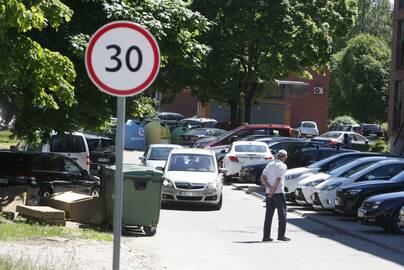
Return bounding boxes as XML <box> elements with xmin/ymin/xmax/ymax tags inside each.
<box><xmin>84</xmin><ymin>133</ymin><xmax>115</xmax><ymax>176</ymax></box>
<box><xmin>0</xmin><ymin>151</ymin><xmax>100</xmax><ymax>200</ymax></box>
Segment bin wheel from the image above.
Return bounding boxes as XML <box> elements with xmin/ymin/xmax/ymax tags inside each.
<box><xmin>144</xmin><ymin>226</ymin><xmax>157</xmax><ymax>236</ymax></box>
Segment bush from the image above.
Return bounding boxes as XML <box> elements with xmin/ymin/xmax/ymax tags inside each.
<box><xmin>380</xmin><ymin>122</ymin><xmax>389</xmax><ymax>141</ymax></box>
<box><xmin>328</xmin><ymin>115</ymin><xmax>358</xmax><ymax>131</ymax></box>
<box><xmin>369</xmin><ymin>139</ymin><xmax>390</xmax><ymax>153</ymax></box>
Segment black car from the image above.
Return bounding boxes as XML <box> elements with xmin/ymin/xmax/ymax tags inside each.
<box><xmin>157</xmin><ymin>112</ymin><xmax>185</xmax><ymax>131</ymax></box>
<box><xmin>84</xmin><ymin>133</ymin><xmax>115</xmax><ymax>176</ymax></box>
<box><xmin>239</xmin><ymin>143</ymin><xmax>354</xmax><ymax>185</ymax></box>
<box><xmin>0</xmin><ymin>151</ymin><xmax>100</xmax><ymax>200</ymax></box>
<box><xmin>335</xmin><ymin>170</ymin><xmax>404</xmax><ymax>216</ymax></box>
<box><xmin>357</xmin><ymin>191</ymin><xmax>404</xmax><ymax>234</ymax></box>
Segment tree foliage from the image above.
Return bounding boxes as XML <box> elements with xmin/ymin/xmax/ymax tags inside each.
<box><xmin>1</xmin><ymin>0</ymin><xmax>210</xmax><ymax>141</ymax></box>
<box><xmin>191</xmin><ymin>0</ymin><xmax>357</xmax><ymax>124</ymax></box>
<box><xmin>0</xmin><ymin>0</ymin><xmax>76</xmax><ymax>141</ymax></box>
<box><xmin>328</xmin><ymin>115</ymin><xmax>359</xmax><ymax>130</ymax></box>
<box><xmin>329</xmin><ymin>34</ymin><xmax>390</xmax><ymax>122</ymax></box>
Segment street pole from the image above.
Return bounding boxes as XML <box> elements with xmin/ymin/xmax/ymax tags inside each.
<box><xmin>113</xmin><ymin>96</ymin><xmax>125</xmax><ymax>270</ymax></box>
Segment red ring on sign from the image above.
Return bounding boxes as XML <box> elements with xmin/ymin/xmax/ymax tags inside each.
<box><xmin>86</xmin><ymin>22</ymin><xmax>160</xmax><ymax>96</ymax></box>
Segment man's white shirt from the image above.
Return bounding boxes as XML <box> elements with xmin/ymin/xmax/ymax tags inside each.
<box><xmin>262</xmin><ymin>159</ymin><xmax>287</xmax><ymax>194</ymax></box>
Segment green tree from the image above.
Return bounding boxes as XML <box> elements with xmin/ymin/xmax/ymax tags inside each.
<box><xmin>2</xmin><ymin>0</ymin><xmax>210</xmax><ymax>140</ymax></box>
<box><xmin>329</xmin><ymin>34</ymin><xmax>390</xmax><ymax>122</ymax></box>
<box><xmin>192</xmin><ymin>0</ymin><xmax>357</xmax><ymax>124</ymax></box>
<box><xmin>0</xmin><ymin>0</ymin><xmax>76</xmax><ymax>142</ymax></box>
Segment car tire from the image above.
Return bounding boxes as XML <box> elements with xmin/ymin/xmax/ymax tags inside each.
<box><xmin>144</xmin><ymin>226</ymin><xmax>157</xmax><ymax>236</ymax></box>
<box><xmin>39</xmin><ymin>186</ymin><xmax>53</xmax><ymax>200</ymax></box>
<box><xmin>255</xmin><ymin>170</ymin><xmax>263</xmax><ymax>186</ymax></box>
<box><xmin>390</xmin><ymin>210</ymin><xmax>404</xmax><ymax>234</ymax></box>
<box><xmin>89</xmin><ymin>187</ymin><xmax>100</xmax><ymax>197</ymax></box>
<box><xmin>212</xmin><ymin>193</ymin><xmax>223</xmax><ymax>211</ymax></box>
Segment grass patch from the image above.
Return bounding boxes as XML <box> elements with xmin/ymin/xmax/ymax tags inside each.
<box><xmin>0</xmin><ymin>215</ymin><xmax>112</xmax><ymax>241</ymax></box>
<box><xmin>0</xmin><ymin>255</ymin><xmax>53</xmax><ymax>270</ymax></box>
<box><xmin>0</xmin><ymin>130</ymin><xmax>18</xmax><ymax>149</ymax></box>
<box><xmin>0</xmin><ymin>253</ymin><xmax>77</xmax><ymax>270</ymax></box>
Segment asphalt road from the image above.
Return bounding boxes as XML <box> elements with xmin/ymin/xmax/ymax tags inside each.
<box><xmin>120</xmin><ymin>185</ymin><xmax>404</xmax><ymax>270</ymax></box>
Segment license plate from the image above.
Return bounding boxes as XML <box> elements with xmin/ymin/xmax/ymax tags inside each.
<box><xmin>98</xmin><ymin>158</ymin><xmax>110</xmax><ymax>163</ymax></box>
<box><xmin>0</xmin><ymin>178</ymin><xmax>8</xmax><ymax>184</ymax></box>
<box><xmin>179</xmin><ymin>191</ymin><xmax>201</xmax><ymax>197</ymax></box>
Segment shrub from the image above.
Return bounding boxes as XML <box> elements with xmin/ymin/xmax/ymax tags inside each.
<box><xmin>369</xmin><ymin>139</ymin><xmax>390</xmax><ymax>153</ymax></box>
<box><xmin>380</xmin><ymin>122</ymin><xmax>389</xmax><ymax>141</ymax></box>
<box><xmin>328</xmin><ymin>115</ymin><xmax>358</xmax><ymax>131</ymax></box>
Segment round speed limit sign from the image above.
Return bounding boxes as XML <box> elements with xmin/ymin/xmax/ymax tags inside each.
<box><xmin>85</xmin><ymin>21</ymin><xmax>160</xmax><ymax>97</ymax></box>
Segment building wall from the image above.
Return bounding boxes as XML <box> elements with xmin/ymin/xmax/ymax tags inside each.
<box><xmin>288</xmin><ymin>71</ymin><xmax>330</xmax><ymax>134</ymax></box>
<box><xmin>389</xmin><ymin>0</ymin><xmax>404</xmax><ymax>155</ymax></box>
<box><xmin>159</xmin><ymin>89</ymin><xmax>198</xmax><ymax>117</ymax></box>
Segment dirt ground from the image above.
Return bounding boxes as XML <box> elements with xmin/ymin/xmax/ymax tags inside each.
<box><xmin>0</xmin><ymin>237</ymin><xmax>162</xmax><ymax>270</ymax></box>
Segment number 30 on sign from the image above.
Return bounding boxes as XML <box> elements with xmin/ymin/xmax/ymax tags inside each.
<box><xmin>85</xmin><ymin>21</ymin><xmax>160</xmax><ymax>97</ymax></box>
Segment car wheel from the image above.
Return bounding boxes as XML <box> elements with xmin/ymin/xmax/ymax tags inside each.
<box><xmin>89</xmin><ymin>187</ymin><xmax>100</xmax><ymax>197</ymax></box>
<box><xmin>39</xmin><ymin>186</ymin><xmax>53</xmax><ymax>200</ymax></box>
<box><xmin>255</xmin><ymin>171</ymin><xmax>263</xmax><ymax>186</ymax></box>
<box><xmin>144</xmin><ymin>226</ymin><xmax>157</xmax><ymax>236</ymax></box>
<box><xmin>390</xmin><ymin>210</ymin><xmax>404</xmax><ymax>234</ymax></box>
<box><xmin>212</xmin><ymin>193</ymin><xmax>223</xmax><ymax>211</ymax></box>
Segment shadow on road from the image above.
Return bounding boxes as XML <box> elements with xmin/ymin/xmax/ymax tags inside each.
<box><xmin>287</xmin><ymin>216</ymin><xmax>404</xmax><ymax>266</ymax></box>
<box><xmin>161</xmin><ymin>202</ymin><xmax>218</xmax><ymax>212</ymax></box>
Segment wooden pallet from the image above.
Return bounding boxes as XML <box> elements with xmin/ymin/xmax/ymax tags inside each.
<box><xmin>16</xmin><ymin>205</ymin><xmax>66</xmax><ymax>226</ymax></box>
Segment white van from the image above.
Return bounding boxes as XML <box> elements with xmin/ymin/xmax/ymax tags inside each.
<box><xmin>42</xmin><ymin>132</ymin><xmax>90</xmax><ymax>172</ymax></box>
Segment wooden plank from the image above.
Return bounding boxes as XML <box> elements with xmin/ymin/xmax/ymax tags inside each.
<box><xmin>16</xmin><ymin>205</ymin><xmax>65</xmax><ymax>220</ymax></box>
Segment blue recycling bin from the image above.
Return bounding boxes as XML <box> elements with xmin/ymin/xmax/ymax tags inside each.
<box><xmin>124</xmin><ymin>120</ymin><xmax>146</xmax><ymax>150</ymax></box>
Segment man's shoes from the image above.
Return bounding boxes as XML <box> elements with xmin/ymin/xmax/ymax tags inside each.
<box><xmin>277</xmin><ymin>236</ymin><xmax>291</xmax><ymax>241</ymax></box>
<box><xmin>262</xmin><ymin>238</ymin><xmax>273</xmax><ymax>242</ymax></box>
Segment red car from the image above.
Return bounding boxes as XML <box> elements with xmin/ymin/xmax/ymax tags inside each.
<box><xmin>194</xmin><ymin>124</ymin><xmax>292</xmax><ymax>148</ymax></box>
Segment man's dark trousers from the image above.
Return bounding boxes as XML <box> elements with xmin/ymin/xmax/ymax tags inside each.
<box><xmin>263</xmin><ymin>193</ymin><xmax>287</xmax><ymax>240</ymax></box>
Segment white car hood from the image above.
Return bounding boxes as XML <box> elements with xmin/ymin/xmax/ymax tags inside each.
<box><xmin>164</xmin><ymin>171</ymin><xmax>219</xmax><ymax>184</ymax></box>
<box><xmin>316</xmin><ymin>176</ymin><xmax>350</xmax><ymax>190</ymax></box>
<box><xmin>146</xmin><ymin>160</ymin><xmax>167</xmax><ymax>169</ymax></box>
<box><xmin>286</xmin><ymin>167</ymin><xmax>315</xmax><ymax>176</ymax></box>
<box><xmin>299</xmin><ymin>172</ymin><xmax>331</xmax><ymax>185</ymax></box>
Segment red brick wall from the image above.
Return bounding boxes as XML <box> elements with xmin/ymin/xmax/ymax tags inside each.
<box><xmin>160</xmin><ymin>90</ymin><xmax>198</xmax><ymax>117</ymax></box>
<box><xmin>288</xmin><ymin>71</ymin><xmax>330</xmax><ymax>134</ymax></box>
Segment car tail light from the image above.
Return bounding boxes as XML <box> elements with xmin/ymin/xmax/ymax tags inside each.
<box><xmin>330</xmin><ymin>139</ymin><xmax>338</xmax><ymax>145</ymax></box>
<box><xmin>229</xmin><ymin>156</ymin><xmax>239</xmax><ymax>162</ymax></box>
<box><xmin>86</xmin><ymin>155</ymin><xmax>91</xmax><ymax>166</ymax></box>
<box><xmin>265</xmin><ymin>156</ymin><xmax>273</xmax><ymax>160</ymax></box>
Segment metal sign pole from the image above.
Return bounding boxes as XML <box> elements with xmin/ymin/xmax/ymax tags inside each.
<box><xmin>113</xmin><ymin>96</ymin><xmax>125</xmax><ymax>270</ymax></box>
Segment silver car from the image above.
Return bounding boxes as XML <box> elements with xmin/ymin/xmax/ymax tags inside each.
<box><xmin>160</xmin><ymin>148</ymin><xmax>225</xmax><ymax>210</ymax></box>
<box><xmin>297</xmin><ymin>121</ymin><xmax>319</xmax><ymax>138</ymax></box>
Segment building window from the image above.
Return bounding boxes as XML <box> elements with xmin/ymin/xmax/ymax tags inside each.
<box><xmin>393</xmin><ymin>81</ymin><xmax>403</xmax><ymax>131</ymax></box>
<box><xmin>400</xmin><ymin>0</ymin><xmax>404</xmax><ymax>8</ymax></box>
<box><xmin>398</xmin><ymin>21</ymin><xmax>404</xmax><ymax>69</ymax></box>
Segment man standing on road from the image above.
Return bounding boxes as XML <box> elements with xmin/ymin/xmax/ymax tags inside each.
<box><xmin>261</xmin><ymin>149</ymin><xmax>290</xmax><ymax>242</ymax></box>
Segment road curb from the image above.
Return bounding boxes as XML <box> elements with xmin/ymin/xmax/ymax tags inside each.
<box><xmin>233</xmin><ymin>184</ymin><xmax>404</xmax><ymax>255</ymax></box>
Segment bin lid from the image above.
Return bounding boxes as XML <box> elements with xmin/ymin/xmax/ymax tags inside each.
<box><xmin>105</xmin><ymin>164</ymin><xmax>163</xmax><ymax>178</ymax></box>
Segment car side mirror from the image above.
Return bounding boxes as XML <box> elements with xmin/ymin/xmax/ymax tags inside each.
<box><xmin>230</xmin><ymin>135</ymin><xmax>238</xmax><ymax>142</ymax></box>
<box><xmin>219</xmin><ymin>168</ymin><xmax>228</xmax><ymax>174</ymax></box>
<box><xmin>139</xmin><ymin>156</ymin><xmax>145</xmax><ymax>163</ymax></box>
<box><xmin>155</xmin><ymin>166</ymin><xmax>164</xmax><ymax>172</ymax></box>
<box><xmin>220</xmin><ymin>149</ymin><xmax>226</xmax><ymax>154</ymax></box>
<box><xmin>365</xmin><ymin>140</ymin><xmax>369</xmax><ymax>145</ymax></box>
<box><xmin>82</xmin><ymin>170</ymin><xmax>90</xmax><ymax>177</ymax></box>
<box><xmin>9</xmin><ymin>145</ymin><xmax>16</xmax><ymax>152</ymax></box>
<box><xmin>271</xmin><ymin>150</ymin><xmax>277</xmax><ymax>156</ymax></box>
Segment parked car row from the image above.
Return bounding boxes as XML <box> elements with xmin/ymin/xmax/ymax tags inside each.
<box><xmin>281</xmin><ymin>151</ymin><xmax>404</xmax><ymax>234</ymax></box>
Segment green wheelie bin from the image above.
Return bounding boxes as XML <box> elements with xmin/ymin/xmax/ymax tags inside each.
<box><xmin>101</xmin><ymin>164</ymin><xmax>164</xmax><ymax>236</ymax></box>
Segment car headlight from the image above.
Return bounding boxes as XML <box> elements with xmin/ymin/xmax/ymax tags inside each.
<box><xmin>207</xmin><ymin>181</ymin><xmax>218</xmax><ymax>190</ymax></box>
<box><xmin>303</xmin><ymin>180</ymin><xmax>324</xmax><ymax>187</ymax></box>
<box><xmin>371</xmin><ymin>202</ymin><xmax>381</xmax><ymax>210</ymax></box>
<box><xmin>346</xmin><ymin>189</ymin><xmax>362</xmax><ymax>196</ymax></box>
<box><xmin>163</xmin><ymin>179</ymin><xmax>174</xmax><ymax>187</ymax></box>
<box><xmin>321</xmin><ymin>182</ymin><xmax>343</xmax><ymax>191</ymax></box>
<box><xmin>286</xmin><ymin>173</ymin><xmax>302</xmax><ymax>180</ymax></box>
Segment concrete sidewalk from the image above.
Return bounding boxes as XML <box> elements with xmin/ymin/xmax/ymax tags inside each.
<box><xmin>232</xmin><ymin>183</ymin><xmax>404</xmax><ymax>255</ymax></box>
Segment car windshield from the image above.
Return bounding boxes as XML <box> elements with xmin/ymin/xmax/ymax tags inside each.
<box><xmin>319</xmin><ymin>132</ymin><xmax>342</xmax><ymax>138</ymax></box>
<box><xmin>168</xmin><ymin>154</ymin><xmax>215</xmax><ymax>172</ymax></box>
<box><xmin>302</xmin><ymin>122</ymin><xmax>316</xmax><ymax>128</ymax></box>
<box><xmin>363</xmin><ymin>124</ymin><xmax>381</xmax><ymax>132</ymax></box>
<box><xmin>235</xmin><ymin>145</ymin><xmax>267</xmax><ymax>153</ymax></box>
<box><xmin>148</xmin><ymin>147</ymin><xmax>175</xmax><ymax>160</ymax></box>
<box><xmin>187</xmin><ymin>129</ymin><xmax>208</xmax><ymax>136</ymax></box>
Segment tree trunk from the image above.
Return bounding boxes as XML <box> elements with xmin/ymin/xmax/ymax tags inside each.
<box><xmin>244</xmin><ymin>82</ymin><xmax>258</xmax><ymax>124</ymax></box>
<box><xmin>230</xmin><ymin>101</ymin><xmax>238</xmax><ymax>129</ymax></box>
